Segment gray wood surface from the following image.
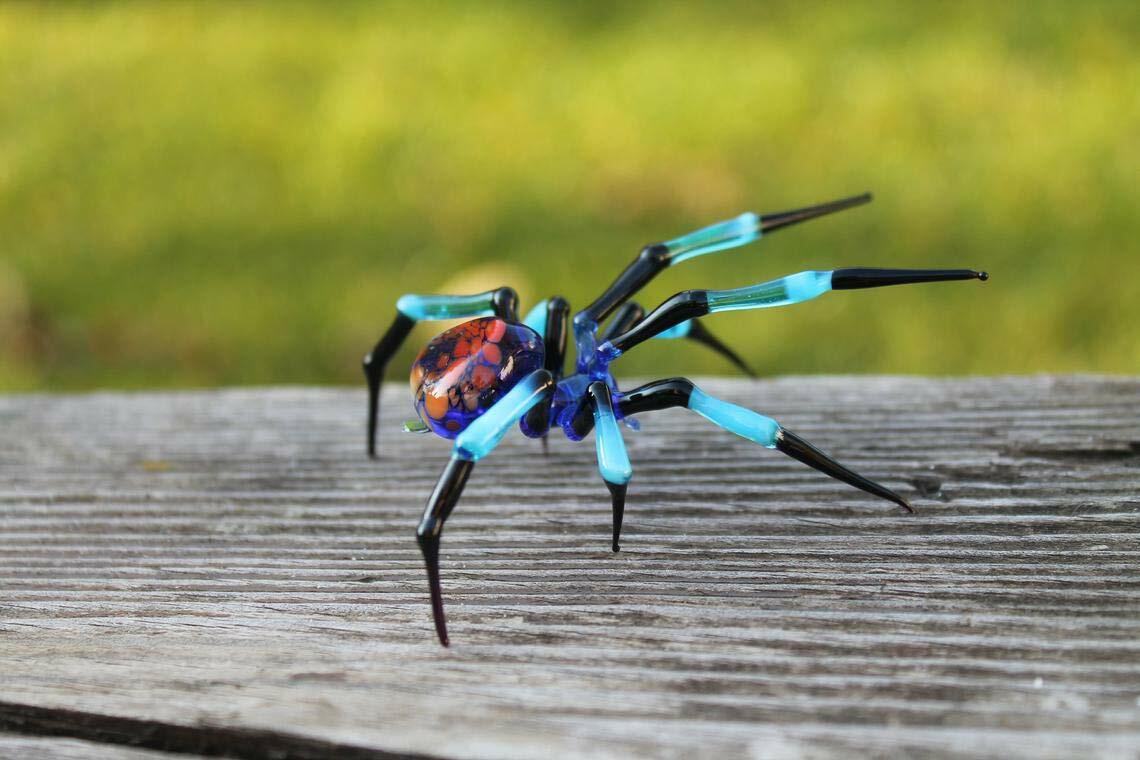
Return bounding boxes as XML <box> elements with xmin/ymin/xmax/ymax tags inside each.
<box><xmin>1</xmin><ymin>376</ymin><xmax>1138</xmax><ymax>760</ymax></box>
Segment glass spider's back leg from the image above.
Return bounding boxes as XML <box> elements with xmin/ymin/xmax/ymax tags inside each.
<box><xmin>601</xmin><ymin>268</ymin><xmax>988</xmax><ymax>357</ymax></box>
<box><xmin>604</xmin><ymin>303</ymin><xmax>755</xmax><ymax>377</ymax></box>
<box><xmin>574</xmin><ymin>377</ymin><xmax>912</xmax><ymax>513</ymax></box>
<box><xmin>587</xmin><ymin>381</ymin><xmax>633</xmax><ymax>551</ymax></box>
<box><xmin>653</xmin><ymin>319</ymin><xmax>757</xmax><ymax>378</ymax></box>
<box><xmin>363</xmin><ymin>287</ymin><xmax>519</xmax><ymax>457</ymax></box>
<box><xmin>521</xmin><ymin>297</ymin><xmax>570</xmax><ymax>441</ymax></box>
<box><xmin>599</xmin><ymin>302</ymin><xmax>646</xmax><ymax>341</ymax></box>
<box><xmin>416</xmin><ymin>368</ymin><xmax>555</xmax><ymax>646</ymax></box>
<box><xmin>576</xmin><ymin>193</ymin><xmax>872</xmax><ymax>329</ymax></box>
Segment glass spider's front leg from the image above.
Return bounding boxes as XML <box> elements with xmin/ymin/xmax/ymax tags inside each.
<box><xmin>587</xmin><ymin>381</ymin><xmax>633</xmax><ymax>552</ymax></box>
<box><xmin>416</xmin><ymin>368</ymin><xmax>554</xmax><ymax>646</ymax></box>
<box><xmin>601</xmin><ymin>268</ymin><xmax>988</xmax><ymax>356</ymax></box>
<box><xmin>363</xmin><ymin>287</ymin><xmax>519</xmax><ymax>457</ymax></box>
<box><xmin>576</xmin><ymin>193</ymin><xmax>873</xmax><ymax>328</ymax></box>
<box><xmin>573</xmin><ymin>377</ymin><xmax>912</xmax><ymax>514</ymax></box>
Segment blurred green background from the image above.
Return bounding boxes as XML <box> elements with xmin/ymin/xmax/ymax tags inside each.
<box><xmin>1</xmin><ymin>2</ymin><xmax>1137</xmax><ymax>391</ymax></box>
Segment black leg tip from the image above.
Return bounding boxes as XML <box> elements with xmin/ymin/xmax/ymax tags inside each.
<box><xmin>605</xmin><ymin>480</ymin><xmax>628</xmax><ymax>556</ymax></box>
<box><xmin>976</xmin><ymin>271</ymin><xmax>989</xmax><ymax>282</ymax></box>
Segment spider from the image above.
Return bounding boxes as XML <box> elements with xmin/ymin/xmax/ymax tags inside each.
<box><xmin>363</xmin><ymin>192</ymin><xmax>987</xmax><ymax>646</ymax></box>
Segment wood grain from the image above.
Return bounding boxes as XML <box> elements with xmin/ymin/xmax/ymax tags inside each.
<box><xmin>1</xmin><ymin>376</ymin><xmax>1138</xmax><ymax>759</ymax></box>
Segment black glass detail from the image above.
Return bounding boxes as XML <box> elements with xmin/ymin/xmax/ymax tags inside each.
<box><xmin>599</xmin><ymin>301</ymin><xmax>647</xmax><ymax>342</ymax></box>
<box><xmin>775</xmin><ymin>429</ymin><xmax>913</xmax><ymax>513</ymax></box>
<box><xmin>759</xmin><ymin>192</ymin><xmax>872</xmax><ymax>234</ymax></box>
<box><xmin>416</xmin><ymin>456</ymin><xmax>476</xmax><ymax>647</ymax></box>
<box><xmin>607</xmin><ymin>291</ymin><xmax>711</xmax><ymax>354</ymax></box>
<box><xmin>579</xmin><ymin>244</ymin><xmax>670</xmax><ymax>327</ymax></box>
<box><xmin>363</xmin><ymin>312</ymin><xmax>416</xmax><ymax>458</ymax></box>
<box><xmin>685</xmin><ymin>320</ymin><xmax>756</xmax><ymax>377</ymax></box>
<box><xmin>831</xmin><ymin>268</ymin><xmax>988</xmax><ymax>290</ymax></box>
<box><xmin>523</xmin><ymin>296</ymin><xmax>569</xmax><ymax>438</ymax></box>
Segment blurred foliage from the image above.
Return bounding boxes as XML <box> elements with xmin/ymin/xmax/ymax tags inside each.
<box><xmin>1</xmin><ymin>1</ymin><xmax>1137</xmax><ymax>391</ymax></box>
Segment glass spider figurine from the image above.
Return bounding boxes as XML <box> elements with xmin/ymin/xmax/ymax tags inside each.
<box><xmin>363</xmin><ymin>192</ymin><xmax>988</xmax><ymax>646</ymax></box>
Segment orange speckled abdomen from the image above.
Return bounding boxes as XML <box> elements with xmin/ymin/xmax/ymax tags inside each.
<box><xmin>410</xmin><ymin>317</ymin><xmax>544</xmax><ymax>438</ymax></box>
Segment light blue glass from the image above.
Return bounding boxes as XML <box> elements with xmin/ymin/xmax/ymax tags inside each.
<box><xmin>397</xmin><ymin>292</ymin><xmax>497</xmax><ymax>321</ymax></box>
<box><xmin>665</xmin><ymin>212</ymin><xmax>761</xmax><ymax>265</ymax></box>
<box><xmin>522</xmin><ymin>301</ymin><xmax>548</xmax><ymax>337</ymax></box>
<box><xmin>654</xmin><ymin>319</ymin><xmax>692</xmax><ymax>340</ymax></box>
<box><xmin>592</xmin><ymin>394</ymin><xmax>632</xmax><ymax>485</ymax></box>
<box><xmin>706</xmin><ymin>270</ymin><xmax>833</xmax><ymax>313</ymax></box>
<box><xmin>687</xmin><ymin>386</ymin><xmax>779</xmax><ymax>447</ymax></box>
<box><xmin>453</xmin><ymin>369</ymin><xmax>552</xmax><ymax>461</ymax></box>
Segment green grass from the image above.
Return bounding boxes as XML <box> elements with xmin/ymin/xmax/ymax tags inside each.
<box><xmin>1</xmin><ymin>1</ymin><xmax>1137</xmax><ymax>391</ymax></box>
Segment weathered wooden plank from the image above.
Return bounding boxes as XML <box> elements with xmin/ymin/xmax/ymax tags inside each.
<box><xmin>0</xmin><ymin>736</ymin><xmax>177</xmax><ymax>760</ymax></box>
<box><xmin>0</xmin><ymin>376</ymin><xmax>1138</xmax><ymax>759</ymax></box>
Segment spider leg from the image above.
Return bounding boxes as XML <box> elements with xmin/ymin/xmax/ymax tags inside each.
<box><xmin>363</xmin><ymin>287</ymin><xmax>519</xmax><ymax>457</ymax></box>
<box><xmin>416</xmin><ymin>368</ymin><xmax>555</xmax><ymax>646</ymax></box>
<box><xmin>601</xmin><ymin>268</ymin><xmax>988</xmax><ymax>356</ymax></box>
<box><xmin>576</xmin><ymin>192</ymin><xmax>873</xmax><ymax>328</ymax></box>
<box><xmin>599</xmin><ymin>302</ymin><xmax>646</xmax><ymax>341</ymax></box>
<box><xmin>653</xmin><ymin>319</ymin><xmax>757</xmax><ymax>378</ymax></box>
<box><xmin>586</xmin><ymin>381</ymin><xmax>633</xmax><ymax>552</ymax></box>
<box><xmin>574</xmin><ymin>377</ymin><xmax>912</xmax><ymax>513</ymax></box>
<box><xmin>521</xmin><ymin>297</ymin><xmax>570</xmax><ymax>440</ymax></box>
<box><xmin>605</xmin><ymin>303</ymin><xmax>755</xmax><ymax>377</ymax></box>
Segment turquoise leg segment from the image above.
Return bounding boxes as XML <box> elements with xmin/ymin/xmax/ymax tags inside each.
<box><xmin>592</xmin><ymin>390</ymin><xmax>633</xmax><ymax>486</ymax></box>
<box><xmin>522</xmin><ymin>300</ymin><xmax>548</xmax><ymax>337</ymax></box>
<box><xmin>587</xmin><ymin>381</ymin><xmax>632</xmax><ymax>552</ymax></box>
<box><xmin>454</xmin><ymin>369</ymin><xmax>553</xmax><ymax>461</ymax></box>
<box><xmin>686</xmin><ymin>386</ymin><xmax>779</xmax><ymax>447</ymax></box>
<box><xmin>665</xmin><ymin>213</ymin><xmax>761</xmax><ymax>265</ymax></box>
<box><xmin>397</xmin><ymin>292</ymin><xmax>498</xmax><ymax>321</ymax></box>
<box><xmin>706</xmin><ymin>270</ymin><xmax>833</xmax><ymax>313</ymax></box>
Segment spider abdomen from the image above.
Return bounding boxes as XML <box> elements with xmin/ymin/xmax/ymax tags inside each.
<box><xmin>410</xmin><ymin>317</ymin><xmax>544</xmax><ymax>438</ymax></box>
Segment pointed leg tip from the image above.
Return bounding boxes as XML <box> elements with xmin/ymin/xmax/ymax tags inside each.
<box><xmin>436</xmin><ymin>629</ymin><xmax>451</xmax><ymax>647</ymax></box>
<box><xmin>899</xmin><ymin>498</ymin><xmax>915</xmax><ymax>514</ymax></box>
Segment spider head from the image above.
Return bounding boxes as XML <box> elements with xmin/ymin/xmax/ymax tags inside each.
<box><xmin>410</xmin><ymin>317</ymin><xmax>544</xmax><ymax>439</ymax></box>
